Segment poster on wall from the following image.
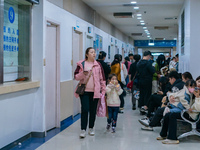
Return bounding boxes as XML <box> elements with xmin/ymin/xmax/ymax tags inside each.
<box><xmin>94</xmin><ymin>34</ymin><xmax>103</xmax><ymax>59</ymax></box>
<box><xmin>4</xmin><ymin>3</ymin><xmax>19</xmax><ymax>81</ymax></box>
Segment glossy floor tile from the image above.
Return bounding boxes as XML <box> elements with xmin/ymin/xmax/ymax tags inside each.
<box><xmin>37</xmin><ymin>94</ymin><xmax>200</xmax><ymax>150</ymax></box>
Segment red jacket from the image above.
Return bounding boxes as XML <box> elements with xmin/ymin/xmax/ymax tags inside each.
<box><xmin>74</xmin><ymin>60</ymin><xmax>106</xmax><ymax>99</ymax></box>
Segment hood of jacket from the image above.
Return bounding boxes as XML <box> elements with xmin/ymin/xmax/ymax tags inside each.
<box><xmin>137</xmin><ymin>59</ymin><xmax>149</xmax><ymax>68</ymax></box>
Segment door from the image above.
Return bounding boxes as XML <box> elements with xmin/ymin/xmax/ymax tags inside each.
<box><xmin>110</xmin><ymin>45</ymin><xmax>115</xmax><ymax>62</ymax></box>
<box><xmin>72</xmin><ymin>29</ymin><xmax>83</xmax><ymax>116</ymax></box>
<box><xmin>122</xmin><ymin>48</ymin><xmax>124</xmax><ymax>61</ymax></box>
<box><xmin>45</xmin><ymin>23</ymin><xmax>57</xmax><ymax>131</ymax></box>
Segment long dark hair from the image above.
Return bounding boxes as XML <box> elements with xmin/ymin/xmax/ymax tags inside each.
<box><xmin>124</xmin><ymin>56</ymin><xmax>130</xmax><ymax>69</ymax></box>
<box><xmin>156</xmin><ymin>54</ymin><xmax>166</xmax><ymax>70</ymax></box>
<box><xmin>111</xmin><ymin>54</ymin><xmax>120</xmax><ymax>66</ymax></box>
<box><xmin>85</xmin><ymin>47</ymin><xmax>93</xmax><ymax>60</ymax></box>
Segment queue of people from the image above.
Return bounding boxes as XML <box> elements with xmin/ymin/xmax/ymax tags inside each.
<box><xmin>74</xmin><ymin>47</ymin><xmax>200</xmax><ymax>145</ymax></box>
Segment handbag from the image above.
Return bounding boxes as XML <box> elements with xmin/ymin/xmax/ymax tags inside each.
<box><xmin>126</xmin><ymin>71</ymin><xmax>137</xmax><ymax>89</ymax></box>
<box><xmin>75</xmin><ymin>66</ymin><xmax>94</xmax><ymax>95</ymax></box>
<box><xmin>97</xmin><ymin>94</ymin><xmax>107</xmax><ymax>117</ymax></box>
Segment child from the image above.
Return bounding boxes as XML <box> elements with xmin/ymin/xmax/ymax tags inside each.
<box><xmin>163</xmin><ymin>79</ymin><xmax>196</xmax><ymax>116</ymax></box>
<box><xmin>106</xmin><ymin>74</ymin><xmax>123</xmax><ymax>133</ymax></box>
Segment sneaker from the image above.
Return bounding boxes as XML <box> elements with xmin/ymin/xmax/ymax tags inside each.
<box><xmin>132</xmin><ymin>105</ymin><xmax>136</xmax><ymax>110</ymax></box>
<box><xmin>106</xmin><ymin>124</ymin><xmax>111</xmax><ymax>130</ymax></box>
<box><xmin>138</xmin><ymin>118</ymin><xmax>150</xmax><ymax>127</ymax></box>
<box><xmin>156</xmin><ymin>136</ymin><xmax>167</xmax><ymax>140</ymax></box>
<box><xmin>111</xmin><ymin>127</ymin><xmax>115</xmax><ymax>133</ymax></box>
<box><xmin>88</xmin><ymin>128</ymin><xmax>95</xmax><ymax>136</ymax></box>
<box><xmin>162</xmin><ymin>139</ymin><xmax>179</xmax><ymax>144</ymax></box>
<box><xmin>118</xmin><ymin>110</ymin><xmax>124</xmax><ymax>114</ymax></box>
<box><xmin>141</xmin><ymin>126</ymin><xmax>153</xmax><ymax>131</ymax></box>
<box><xmin>80</xmin><ymin>130</ymin><xmax>86</xmax><ymax>138</ymax></box>
<box><xmin>140</xmin><ymin>106</ymin><xmax>147</xmax><ymax>112</ymax></box>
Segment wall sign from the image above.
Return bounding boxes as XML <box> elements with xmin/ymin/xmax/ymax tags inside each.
<box><xmin>8</xmin><ymin>7</ymin><xmax>15</xmax><ymax>24</ymax></box>
<box><xmin>88</xmin><ymin>27</ymin><xmax>91</xmax><ymax>33</ymax></box>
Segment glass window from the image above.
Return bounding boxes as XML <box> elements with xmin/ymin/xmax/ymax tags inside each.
<box><xmin>3</xmin><ymin>0</ymin><xmax>31</xmax><ymax>82</ymax></box>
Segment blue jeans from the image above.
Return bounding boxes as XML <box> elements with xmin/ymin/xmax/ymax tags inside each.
<box><xmin>107</xmin><ymin>106</ymin><xmax>119</xmax><ymax>127</ymax></box>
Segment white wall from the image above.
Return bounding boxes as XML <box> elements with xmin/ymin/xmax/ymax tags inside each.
<box><xmin>0</xmin><ymin>0</ymin><xmax>134</xmax><ymax>148</ymax></box>
<box><xmin>178</xmin><ymin>0</ymin><xmax>200</xmax><ymax>79</ymax></box>
<box><xmin>0</xmin><ymin>0</ymin><xmax>44</xmax><ymax>148</ymax></box>
<box><xmin>44</xmin><ymin>1</ymin><xmax>134</xmax><ymax>81</ymax></box>
<box><xmin>189</xmin><ymin>0</ymin><xmax>200</xmax><ymax>79</ymax></box>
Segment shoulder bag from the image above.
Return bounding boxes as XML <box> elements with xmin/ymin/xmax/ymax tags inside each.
<box><xmin>75</xmin><ymin>66</ymin><xmax>94</xmax><ymax>95</ymax></box>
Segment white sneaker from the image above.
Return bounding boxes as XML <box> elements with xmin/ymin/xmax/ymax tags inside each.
<box><xmin>141</xmin><ymin>126</ymin><xmax>153</xmax><ymax>131</ymax></box>
<box><xmin>156</xmin><ymin>136</ymin><xmax>167</xmax><ymax>140</ymax></box>
<box><xmin>88</xmin><ymin>128</ymin><xmax>95</xmax><ymax>136</ymax></box>
<box><xmin>138</xmin><ymin>118</ymin><xmax>150</xmax><ymax>127</ymax></box>
<box><xmin>162</xmin><ymin>139</ymin><xmax>179</xmax><ymax>144</ymax></box>
<box><xmin>80</xmin><ymin>130</ymin><xmax>86</xmax><ymax>138</ymax></box>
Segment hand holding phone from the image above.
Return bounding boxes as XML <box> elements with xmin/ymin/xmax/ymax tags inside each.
<box><xmin>83</xmin><ymin>70</ymin><xmax>89</xmax><ymax>75</ymax></box>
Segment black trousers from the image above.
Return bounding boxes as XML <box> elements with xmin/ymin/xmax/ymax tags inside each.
<box><xmin>160</xmin><ymin>112</ymin><xmax>194</xmax><ymax>140</ymax></box>
<box><xmin>119</xmin><ymin>81</ymin><xmax>125</xmax><ymax>108</ymax></box>
<box><xmin>79</xmin><ymin>92</ymin><xmax>99</xmax><ymax>130</ymax></box>
<box><xmin>138</xmin><ymin>83</ymin><xmax>152</xmax><ymax>108</ymax></box>
<box><xmin>149</xmin><ymin>107</ymin><xmax>165</xmax><ymax>127</ymax></box>
<box><xmin>146</xmin><ymin>94</ymin><xmax>163</xmax><ymax>118</ymax></box>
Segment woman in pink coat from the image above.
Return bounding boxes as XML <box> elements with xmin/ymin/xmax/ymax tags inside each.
<box><xmin>74</xmin><ymin>47</ymin><xmax>106</xmax><ymax>138</ymax></box>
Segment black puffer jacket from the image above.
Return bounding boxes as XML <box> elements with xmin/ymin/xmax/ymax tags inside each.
<box><xmin>97</xmin><ymin>59</ymin><xmax>111</xmax><ymax>81</ymax></box>
<box><xmin>137</xmin><ymin>59</ymin><xmax>155</xmax><ymax>85</ymax></box>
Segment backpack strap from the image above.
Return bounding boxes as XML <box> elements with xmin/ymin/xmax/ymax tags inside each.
<box><xmin>81</xmin><ymin>61</ymin><xmax>85</xmax><ymax>70</ymax></box>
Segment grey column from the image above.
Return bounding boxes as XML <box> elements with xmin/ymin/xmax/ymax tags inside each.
<box><xmin>0</xmin><ymin>0</ymin><xmax>4</xmax><ymax>83</ymax></box>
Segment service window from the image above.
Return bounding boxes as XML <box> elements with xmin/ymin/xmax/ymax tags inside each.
<box><xmin>3</xmin><ymin>0</ymin><xmax>31</xmax><ymax>82</ymax></box>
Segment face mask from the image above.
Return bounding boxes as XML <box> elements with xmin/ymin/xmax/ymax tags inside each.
<box><xmin>188</xmin><ymin>87</ymin><xmax>195</xmax><ymax>93</ymax></box>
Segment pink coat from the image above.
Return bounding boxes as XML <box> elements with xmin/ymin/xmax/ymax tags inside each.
<box><xmin>74</xmin><ymin>60</ymin><xmax>106</xmax><ymax>99</ymax></box>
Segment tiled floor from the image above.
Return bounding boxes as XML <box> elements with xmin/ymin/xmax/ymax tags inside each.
<box><xmin>35</xmin><ymin>94</ymin><xmax>200</xmax><ymax>150</ymax></box>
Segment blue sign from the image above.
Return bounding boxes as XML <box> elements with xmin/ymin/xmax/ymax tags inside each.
<box><xmin>8</xmin><ymin>7</ymin><xmax>15</xmax><ymax>23</ymax></box>
<box><xmin>134</xmin><ymin>40</ymin><xmax>176</xmax><ymax>47</ymax></box>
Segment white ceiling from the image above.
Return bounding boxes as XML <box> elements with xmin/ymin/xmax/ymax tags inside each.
<box><xmin>82</xmin><ymin>0</ymin><xmax>185</xmax><ymax>40</ymax></box>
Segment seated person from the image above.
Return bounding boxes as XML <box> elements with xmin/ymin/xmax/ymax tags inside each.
<box><xmin>158</xmin><ymin>79</ymin><xmax>200</xmax><ymax>144</ymax></box>
<box><xmin>138</xmin><ymin>71</ymin><xmax>185</xmax><ymax>131</ymax></box>
<box><xmin>140</xmin><ymin>77</ymin><xmax>170</xmax><ymax>118</ymax></box>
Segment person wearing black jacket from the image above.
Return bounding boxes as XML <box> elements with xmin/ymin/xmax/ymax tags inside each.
<box><xmin>138</xmin><ymin>71</ymin><xmax>185</xmax><ymax>131</ymax></box>
<box><xmin>137</xmin><ymin>51</ymin><xmax>155</xmax><ymax>108</ymax></box>
<box><xmin>128</xmin><ymin>54</ymin><xmax>141</xmax><ymax>110</ymax></box>
<box><xmin>97</xmin><ymin>51</ymin><xmax>111</xmax><ymax>82</ymax></box>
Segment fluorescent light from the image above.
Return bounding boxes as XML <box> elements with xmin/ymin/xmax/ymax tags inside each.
<box><xmin>137</xmin><ymin>17</ymin><xmax>142</xmax><ymax>19</ymax></box>
<box><xmin>148</xmin><ymin>43</ymin><xmax>155</xmax><ymax>46</ymax></box>
<box><xmin>134</xmin><ymin>7</ymin><xmax>139</xmax><ymax>9</ymax></box>
<box><xmin>174</xmin><ymin>38</ymin><xmax>177</xmax><ymax>40</ymax></box>
<box><xmin>140</xmin><ymin>20</ymin><xmax>144</xmax><ymax>22</ymax></box>
<box><xmin>141</xmin><ymin>23</ymin><xmax>145</xmax><ymax>25</ymax></box>
<box><xmin>147</xmin><ymin>35</ymin><xmax>150</xmax><ymax>38</ymax></box>
<box><xmin>147</xmin><ymin>33</ymin><xmax>150</xmax><ymax>35</ymax></box>
<box><xmin>137</xmin><ymin>14</ymin><xmax>142</xmax><ymax>16</ymax></box>
<box><xmin>144</xmin><ymin>30</ymin><xmax>148</xmax><ymax>32</ymax></box>
<box><xmin>143</xmin><ymin>27</ymin><xmax>147</xmax><ymax>29</ymax></box>
<box><xmin>131</xmin><ymin>1</ymin><xmax>137</xmax><ymax>4</ymax></box>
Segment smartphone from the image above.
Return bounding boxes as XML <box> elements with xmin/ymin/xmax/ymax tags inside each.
<box><xmin>195</xmin><ymin>87</ymin><xmax>200</xmax><ymax>91</ymax></box>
